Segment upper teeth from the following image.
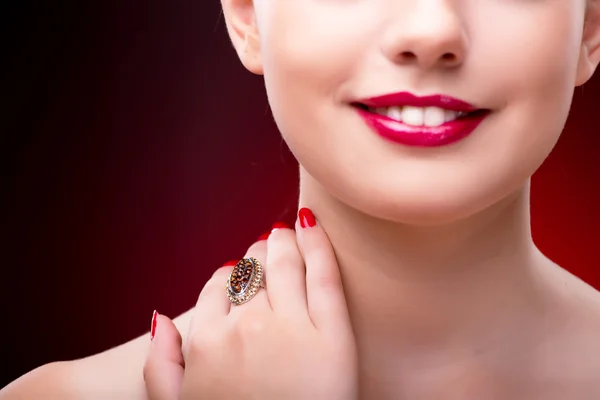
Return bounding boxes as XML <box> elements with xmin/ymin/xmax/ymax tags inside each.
<box><xmin>370</xmin><ymin>106</ymin><xmax>467</xmax><ymax>127</ymax></box>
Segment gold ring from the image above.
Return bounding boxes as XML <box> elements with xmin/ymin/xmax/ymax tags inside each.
<box><xmin>226</xmin><ymin>257</ymin><xmax>264</xmax><ymax>305</ymax></box>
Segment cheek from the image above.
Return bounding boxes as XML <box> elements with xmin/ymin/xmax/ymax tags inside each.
<box><xmin>259</xmin><ymin>2</ymin><xmax>378</xmax><ymax>142</ymax></box>
<box><xmin>474</xmin><ymin>2</ymin><xmax>583</xmax><ymax>117</ymax></box>
<box><xmin>470</xmin><ymin>3</ymin><xmax>584</xmax><ymax>174</ymax></box>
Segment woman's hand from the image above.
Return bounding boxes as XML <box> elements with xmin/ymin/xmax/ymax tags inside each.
<box><xmin>143</xmin><ymin>208</ymin><xmax>358</xmax><ymax>400</ymax></box>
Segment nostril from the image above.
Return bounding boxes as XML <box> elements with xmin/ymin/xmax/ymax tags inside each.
<box><xmin>395</xmin><ymin>50</ymin><xmax>461</xmax><ymax>67</ymax></box>
<box><xmin>400</xmin><ymin>51</ymin><xmax>417</xmax><ymax>61</ymax></box>
<box><xmin>442</xmin><ymin>53</ymin><xmax>457</xmax><ymax>61</ymax></box>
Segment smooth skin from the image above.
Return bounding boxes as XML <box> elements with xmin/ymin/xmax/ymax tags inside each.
<box><xmin>144</xmin><ymin>214</ymin><xmax>600</xmax><ymax>399</ymax></box>
<box><xmin>145</xmin><ymin>216</ymin><xmax>358</xmax><ymax>400</ymax></box>
<box><xmin>3</xmin><ymin>0</ymin><xmax>600</xmax><ymax>398</ymax></box>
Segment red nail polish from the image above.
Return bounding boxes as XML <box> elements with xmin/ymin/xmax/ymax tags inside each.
<box><xmin>150</xmin><ymin>310</ymin><xmax>158</xmax><ymax>341</ymax></box>
<box><xmin>272</xmin><ymin>221</ymin><xmax>289</xmax><ymax>231</ymax></box>
<box><xmin>257</xmin><ymin>232</ymin><xmax>271</xmax><ymax>241</ymax></box>
<box><xmin>298</xmin><ymin>208</ymin><xmax>317</xmax><ymax>228</ymax></box>
<box><xmin>223</xmin><ymin>260</ymin><xmax>239</xmax><ymax>267</ymax></box>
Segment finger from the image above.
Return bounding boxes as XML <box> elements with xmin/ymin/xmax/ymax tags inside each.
<box><xmin>227</xmin><ymin>239</ymin><xmax>271</xmax><ymax>315</ymax></box>
<box><xmin>187</xmin><ymin>264</ymin><xmax>235</xmax><ymax>339</ymax></box>
<box><xmin>265</xmin><ymin>223</ymin><xmax>308</xmax><ymax>315</ymax></box>
<box><xmin>296</xmin><ymin>208</ymin><xmax>351</xmax><ymax>332</ymax></box>
<box><xmin>144</xmin><ymin>312</ymin><xmax>185</xmax><ymax>400</ymax></box>
<box><xmin>186</xmin><ymin>236</ymin><xmax>270</xmax><ymax>354</ymax></box>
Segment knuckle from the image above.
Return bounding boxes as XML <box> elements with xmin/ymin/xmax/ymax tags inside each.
<box><xmin>302</xmin><ymin>241</ymin><xmax>334</xmax><ymax>268</ymax></box>
<box><xmin>269</xmin><ymin>253</ymin><xmax>300</xmax><ymax>272</ymax></box>
<box><xmin>268</xmin><ymin>232</ymin><xmax>302</xmax><ymax>265</ymax></box>
<box><xmin>314</xmin><ymin>271</ymin><xmax>341</xmax><ymax>291</ymax></box>
<box><xmin>307</xmin><ymin>242</ymin><xmax>332</xmax><ymax>260</ymax></box>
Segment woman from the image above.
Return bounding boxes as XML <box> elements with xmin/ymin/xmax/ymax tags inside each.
<box><xmin>3</xmin><ymin>0</ymin><xmax>600</xmax><ymax>398</ymax></box>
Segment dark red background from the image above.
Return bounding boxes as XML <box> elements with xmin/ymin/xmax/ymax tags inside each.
<box><xmin>3</xmin><ymin>1</ymin><xmax>599</xmax><ymax>388</ymax></box>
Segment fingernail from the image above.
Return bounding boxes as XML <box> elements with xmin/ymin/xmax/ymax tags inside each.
<box><xmin>271</xmin><ymin>221</ymin><xmax>289</xmax><ymax>232</ymax></box>
<box><xmin>150</xmin><ymin>310</ymin><xmax>158</xmax><ymax>341</ymax></box>
<box><xmin>257</xmin><ymin>232</ymin><xmax>271</xmax><ymax>241</ymax></box>
<box><xmin>223</xmin><ymin>260</ymin><xmax>238</xmax><ymax>267</ymax></box>
<box><xmin>298</xmin><ymin>208</ymin><xmax>317</xmax><ymax>228</ymax></box>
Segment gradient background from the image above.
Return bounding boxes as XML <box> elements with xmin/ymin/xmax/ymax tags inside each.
<box><xmin>3</xmin><ymin>1</ymin><xmax>599</xmax><ymax>388</ymax></box>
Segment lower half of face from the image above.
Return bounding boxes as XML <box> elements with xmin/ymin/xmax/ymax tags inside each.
<box><xmin>259</xmin><ymin>0</ymin><xmax>585</xmax><ymax>225</ymax></box>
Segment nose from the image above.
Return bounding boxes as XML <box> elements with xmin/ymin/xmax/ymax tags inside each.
<box><xmin>380</xmin><ymin>1</ymin><xmax>467</xmax><ymax>70</ymax></box>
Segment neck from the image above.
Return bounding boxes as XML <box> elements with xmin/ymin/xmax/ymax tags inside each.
<box><xmin>298</xmin><ymin>168</ymin><xmax>550</xmax><ymax>370</ymax></box>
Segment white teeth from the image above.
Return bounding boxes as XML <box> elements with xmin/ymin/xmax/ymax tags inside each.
<box><xmin>423</xmin><ymin>107</ymin><xmax>446</xmax><ymax>127</ymax></box>
<box><xmin>401</xmin><ymin>106</ymin><xmax>424</xmax><ymax>126</ymax></box>
<box><xmin>445</xmin><ymin>110</ymin><xmax>459</xmax><ymax>122</ymax></box>
<box><xmin>386</xmin><ymin>106</ymin><xmax>403</xmax><ymax>121</ymax></box>
<box><xmin>369</xmin><ymin>105</ymin><xmax>466</xmax><ymax>127</ymax></box>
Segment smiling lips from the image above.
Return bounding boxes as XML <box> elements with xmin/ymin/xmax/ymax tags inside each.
<box><xmin>353</xmin><ymin>92</ymin><xmax>490</xmax><ymax>147</ymax></box>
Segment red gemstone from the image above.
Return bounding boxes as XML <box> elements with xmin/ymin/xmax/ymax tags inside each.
<box><xmin>229</xmin><ymin>259</ymin><xmax>255</xmax><ymax>294</ymax></box>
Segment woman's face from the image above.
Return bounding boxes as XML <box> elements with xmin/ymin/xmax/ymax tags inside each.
<box><xmin>225</xmin><ymin>0</ymin><xmax>599</xmax><ymax>224</ymax></box>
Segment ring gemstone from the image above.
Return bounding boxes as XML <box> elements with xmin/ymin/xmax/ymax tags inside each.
<box><xmin>230</xmin><ymin>258</ymin><xmax>254</xmax><ymax>294</ymax></box>
<box><xmin>226</xmin><ymin>257</ymin><xmax>263</xmax><ymax>305</ymax></box>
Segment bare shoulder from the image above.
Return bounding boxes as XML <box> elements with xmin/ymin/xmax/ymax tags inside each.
<box><xmin>0</xmin><ymin>309</ymin><xmax>193</xmax><ymax>400</ymax></box>
<box><xmin>534</xmin><ymin>265</ymin><xmax>600</xmax><ymax>397</ymax></box>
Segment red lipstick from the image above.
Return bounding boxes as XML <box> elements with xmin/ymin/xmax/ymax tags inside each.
<box><xmin>353</xmin><ymin>92</ymin><xmax>489</xmax><ymax>147</ymax></box>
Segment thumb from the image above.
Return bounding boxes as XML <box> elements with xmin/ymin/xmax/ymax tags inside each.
<box><xmin>143</xmin><ymin>311</ymin><xmax>185</xmax><ymax>400</ymax></box>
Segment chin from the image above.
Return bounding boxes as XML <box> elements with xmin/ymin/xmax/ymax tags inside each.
<box><xmin>350</xmin><ymin>194</ymin><xmax>493</xmax><ymax>227</ymax></box>
<box><xmin>321</xmin><ymin>173</ymin><xmax>526</xmax><ymax>227</ymax></box>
